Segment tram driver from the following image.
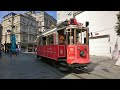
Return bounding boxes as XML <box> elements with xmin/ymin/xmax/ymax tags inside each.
<box><xmin>59</xmin><ymin>35</ymin><xmax>65</xmax><ymax>44</ymax></box>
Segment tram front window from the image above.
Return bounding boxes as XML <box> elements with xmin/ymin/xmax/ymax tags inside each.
<box><xmin>66</xmin><ymin>29</ymin><xmax>74</xmax><ymax>45</ymax></box>
<box><xmin>66</xmin><ymin>28</ymin><xmax>89</xmax><ymax>45</ymax></box>
<box><xmin>76</xmin><ymin>29</ymin><xmax>89</xmax><ymax>45</ymax></box>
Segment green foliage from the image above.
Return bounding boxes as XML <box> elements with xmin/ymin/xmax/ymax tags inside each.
<box><xmin>116</xmin><ymin>13</ymin><xmax>120</xmax><ymax>36</ymax></box>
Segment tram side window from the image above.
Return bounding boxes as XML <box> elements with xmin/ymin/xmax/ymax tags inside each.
<box><xmin>38</xmin><ymin>37</ymin><xmax>41</xmax><ymax>46</ymax></box>
<box><xmin>42</xmin><ymin>37</ymin><xmax>46</xmax><ymax>45</ymax></box>
<box><xmin>40</xmin><ymin>37</ymin><xmax>43</xmax><ymax>46</ymax></box>
<box><xmin>58</xmin><ymin>30</ymin><xmax>65</xmax><ymax>45</ymax></box>
<box><xmin>47</xmin><ymin>34</ymin><xmax>54</xmax><ymax>45</ymax></box>
<box><xmin>50</xmin><ymin>35</ymin><xmax>53</xmax><ymax>45</ymax></box>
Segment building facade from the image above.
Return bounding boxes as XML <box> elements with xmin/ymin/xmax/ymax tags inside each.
<box><xmin>57</xmin><ymin>11</ymin><xmax>119</xmax><ymax>58</ymax></box>
<box><xmin>25</xmin><ymin>11</ymin><xmax>57</xmax><ymax>35</ymax></box>
<box><xmin>1</xmin><ymin>12</ymin><xmax>38</xmax><ymax>52</ymax></box>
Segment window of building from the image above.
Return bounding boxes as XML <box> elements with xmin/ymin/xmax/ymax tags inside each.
<box><xmin>29</xmin><ymin>21</ymin><xmax>31</xmax><ymax>25</ymax></box>
<box><xmin>28</xmin><ymin>21</ymin><xmax>29</xmax><ymax>25</ymax></box>
<box><xmin>15</xmin><ymin>26</ymin><xmax>18</xmax><ymax>31</ymax></box>
<box><xmin>23</xmin><ymin>18</ymin><xmax>25</xmax><ymax>23</ymax></box>
<box><xmin>39</xmin><ymin>22</ymin><xmax>41</xmax><ymax>26</ymax></box>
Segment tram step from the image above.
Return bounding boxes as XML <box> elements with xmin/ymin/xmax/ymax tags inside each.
<box><xmin>58</xmin><ymin>59</ymin><xmax>66</xmax><ymax>62</ymax></box>
<box><xmin>59</xmin><ymin>67</ymin><xmax>68</xmax><ymax>71</ymax></box>
<box><xmin>60</xmin><ymin>63</ymin><xmax>67</xmax><ymax>66</ymax></box>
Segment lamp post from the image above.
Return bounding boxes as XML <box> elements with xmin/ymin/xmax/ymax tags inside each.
<box><xmin>4</xmin><ymin>32</ymin><xmax>7</xmax><ymax>53</ymax></box>
<box><xmin>27</xmin><ymin>24</ymin><xmax>29</xmax><ymax>52</ymax></box>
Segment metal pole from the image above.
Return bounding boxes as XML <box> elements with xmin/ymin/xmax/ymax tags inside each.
<box><xmin>11</xmin><ymin>13</ymin><xmax>14</xmax><ymax>34</ymax></box>
<box><xmin>5</xmin><ymin>32</ymin><xmax>7</xmax><ymax>53</ymax></box>
<box><xmin>27</xmin><ymin>25</ymin><xmax>29</xmax><ymax>52</ymax></box>
<box><xmin>11</xmin><ymin>13</ymin><xmax>13</xmax><ymax>54</ymax></box>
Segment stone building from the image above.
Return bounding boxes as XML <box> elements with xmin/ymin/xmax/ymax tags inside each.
<box><xmin>25</xmin><ymin>11</ymin><xmax>57</xmax><ymax>36</ymax></box>
<box><xmin>1</xmin><ymin>12</ymin><xmax>38</xmax><ymax>52</ymax></box>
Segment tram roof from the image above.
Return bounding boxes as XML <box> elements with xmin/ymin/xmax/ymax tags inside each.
<box><xmin>40</xmin><ymin>28</ymin><xmax>57</xmax><ymax>36</ymax></box>
<box><xmin>57</xmin><ymin>25</ymin><xmax>88</xmax><ymax>31</ymax></box>
<box><xmin>40</xmin><ymin>25</ymin><xmax>88</xmax><ymax>37</ymax></box>
<box><xmin>65</xmin><ymin>25</ymin><xmax>88</xmax><ymax>30</ymax></box>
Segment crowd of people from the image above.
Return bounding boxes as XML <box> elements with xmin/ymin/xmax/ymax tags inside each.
<box><xmin>0</xmin><ymin>44</ymin><xmax>20</xmax><ymax>56</ymax></box>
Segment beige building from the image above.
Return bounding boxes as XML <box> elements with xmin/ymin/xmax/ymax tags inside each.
<box><xmin>25</xmin><ymin>11</ymin><xmax>57</xmax><ymax>35</ymax></box>
<box><xmin>1</xmin><ymin>12</ymin><xmax>38</xmax><ymax>52</ymax></box>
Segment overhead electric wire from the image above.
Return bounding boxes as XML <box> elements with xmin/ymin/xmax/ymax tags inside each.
<box><xmin>92</xmin><ymin>26</ymin><xmax>116</xmax><ymax>33</ymax></box>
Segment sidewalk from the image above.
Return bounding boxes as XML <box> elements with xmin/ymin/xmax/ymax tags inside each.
<box><xmin>89</xmin><ymin>55</ymin><xmax>120</xmax><ymax>79</ymax></box>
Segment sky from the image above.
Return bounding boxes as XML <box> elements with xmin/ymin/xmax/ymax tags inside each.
<box><xmin>0</xmin><ymin>11</ymin><xmax>57</xmax><ymax>23</ymax></box>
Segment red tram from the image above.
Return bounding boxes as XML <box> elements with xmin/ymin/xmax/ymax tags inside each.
<box><xmin>36</xmin><ymin>19</ymin><xmax>90</xmax><ymax>70</ymax></box>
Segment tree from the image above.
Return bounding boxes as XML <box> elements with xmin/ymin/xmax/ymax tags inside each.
<box><xmin>116</xmin><ymin>12</ymin><xmax>120</xmax><ymax>36</ymax></box>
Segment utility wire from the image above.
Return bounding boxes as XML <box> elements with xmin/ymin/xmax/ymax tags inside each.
<box><xmin>91</xmin><ymin>26</ymin><xmax>116</xmax><ymax>33</ymax></box>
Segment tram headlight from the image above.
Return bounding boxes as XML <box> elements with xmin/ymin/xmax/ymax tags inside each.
<box><xmin>80</xmin><ymin>50</ymin><xmax>85</xmax><ymax>57</ymax></box>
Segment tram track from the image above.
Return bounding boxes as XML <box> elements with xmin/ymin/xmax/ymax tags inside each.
<box><xmin>71</xmin><ymin>72</ymin><xmax>107</xmax><ymax>79</ymax></box>
<box><xmin>71</xmin><ymin>68</ymin><xmax>109</xmax><ymax>79</ymax></box>
<box><xmin>40</xmin><ymin>59</ymin><xmax>108</xmax><ymax>79</ymax></box>
<box><xmin>30</xmin><ymin>54</ymin><xmax>109</xmax><ymax>79</ymax></box>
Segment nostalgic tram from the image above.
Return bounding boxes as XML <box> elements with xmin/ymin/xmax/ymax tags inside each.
<box><xmin>36</xmin><ymin>19</ymin><xmax>90</xmax><ymax>70</ymax></box>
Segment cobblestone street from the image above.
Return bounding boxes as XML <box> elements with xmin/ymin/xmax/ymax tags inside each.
<box><xmin>0</xmin><ymin>52</ymin><xmax>120</xmax><ymax>79</ymax></box>
<box><xmin>0</xmin><ymin>52</ymin><xmax>66</xmax><ymax>79</ymax></box>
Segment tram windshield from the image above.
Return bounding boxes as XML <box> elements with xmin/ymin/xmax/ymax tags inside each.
<box><xmin>66</xmin><ymin>28</ymin><xmax>89</xmax><ymax>45</ymax></box>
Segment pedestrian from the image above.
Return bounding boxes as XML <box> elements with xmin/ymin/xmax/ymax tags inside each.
<box><xmin>9</xmin><ymin>49</ymin><xmax>12</xmax><ymax>59</ymax></box>
<box><xmin>15</xmin><ymin>45</ymin><xmax>18</xmax><ymax>56</ymax></box>
<box><xmin>16</xmin><ymin>48</ymin><xmax>19</xmax><ymax>56</ymax></box>
<box><xmin>0</xmin><ymin>46</ymin><xmax>2</xmax><ymax>56</ymax></box>
<box><xmin>18</xmin><ymin>48</ymin><xmax>19</xmax><ymax>55</ymax></box>
<box><xmin>115</xmin><ymin>36</ymin><xmax>120</xmax><ymax>66</ymax></box>
<box><xmin>0</xmin><ymin>49</ymin><xmax>1</xmax><ymax>55</ymax></box>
